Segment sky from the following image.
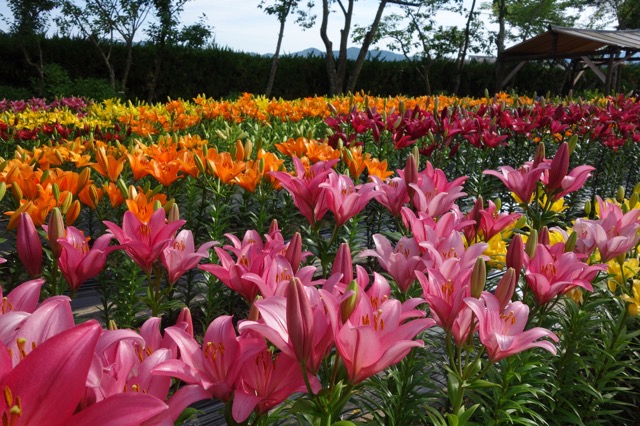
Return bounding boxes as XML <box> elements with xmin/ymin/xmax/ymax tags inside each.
<box><xmin>0</xmin><ymin>0</ymin><xmax>480</xmax><ymax>55</ymax></box>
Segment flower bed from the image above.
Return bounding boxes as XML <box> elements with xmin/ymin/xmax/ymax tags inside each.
<box><xmin>0</xmin><ymin>93</ymin><xmax>639</xmax><ymax>425</ymax></box>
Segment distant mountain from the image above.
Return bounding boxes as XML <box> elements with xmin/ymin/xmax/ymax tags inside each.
<box><xmin>277</xmin><ymin>47</ymin><xmax>406</xmax><ymax>62</ymax></box>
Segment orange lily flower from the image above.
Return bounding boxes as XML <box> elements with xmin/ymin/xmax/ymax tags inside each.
<box><xmin>233</xmin><ymin>161</ymin><xmax>262</xmax><ymax>192</ymax></box>
<box><xmin>344</xmin><ymin>146</ymin><xmax>370</xmax><ymax>181</ymax></box>
<box><xmin>275</xmin><ymin>137</ymin><xmax>308</xmax><ymax>158</ymax></box>
<box><xmin>304</xmin><ymin>139</ymin><xmax>340</xmax><ymax>163</ymax></box>
<box><xmin>209</xmin><ymin>152</ymin><xmax>246</xmax><ymax>183</ymax></box>
<box><xmin>125</xmin><ymin>189</ymin><xmax>168</xmax><ymax>223</ymax></box>
<box><xmin>78</xmin><ymin>184</ymin><xmax>103</xmax><ymax>209</ymax></box>
<box><xmin>127</xmin><ymin>152</ymin><xmax>151</xmax><ymax>181</ymax></box>
<box><xmin>91</xmin><ymin>146</ymin><xmax>126</xmax><ymax>182</ymax></box>
<box><xmin>148</xmin><ymin>159</ymin><xmax>184</xmax><ymax>187</ymax></box>
<box><xmin>104</xmin><ymin>182</ymin><xmax>125</xmax><ymax>207</ymax></box>
<box><xmin>365</xmin><ymin>158</ymin><xmax>394</xmax><ymax>180</ymax></box>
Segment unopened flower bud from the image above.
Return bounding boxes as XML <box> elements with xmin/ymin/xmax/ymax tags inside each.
<box><xmin>341</xmin><ymin>280</ymin><xmax>359</xmax><ymax>323</ymax></box>
<box><xmin>470</xmin><ymin>258</ymin><xmax>486</xmax><ymax>298</ymax></box>
<box><xmin>0</xmin><ymin>182</ymin><xmax>7</xmax><ymax>202</ymax></box>
<box><xmin>287</xmin><ymin>277</ymin><xmax>313</xmax><ymax>364</ymax></box>
<box><xmin>11</xmin><ymin>182</ymin><xmax>23</xmax><ymax>201</ymax></box>
<box><xmin>538</xmin><ymin>226</ymin><xmax>550</xmax><ymax>246</ymax></box>
<box><xmin>617</xmin><ymin>186</ymin><xmax>625</xmax><ymax>203</ymax></box>
<box><xmin>60</xmin><ymin>192</ymin><xmax>73</xmax><ymax>214</ymax></box>
<box><xmin>235</xmin><ymin>140</ymin><xmax>244</xmax><ymax>162</ymax></box>
<box><xmin>47</xmin><ymin>207</ymin><xmax>65</xmax><ymax>259</ymax></box>
<box><xmin>194</xmin><ymin>154</ymin><xmax>205</xmax><ymax>175</ymax></box>
<box><xmin>584</xmin><ymin>199</ymin><xmax>591</xmax><ymax>216</ymax></box>
<box><xmin>533</xmin><ymin>141</ymin><xmax>546</xmax><ymax>166</ymax></box>
<box><xmin>494</xmin><ymin>197</ymin><xmax>502</xmax><ymax>211</ymax></box>
<box><xmin>564</xmin><ymin>231</ymin><xmax>577</xmax><ymax>253</ymax></box>
<box><xmin>65</xmin><ymin>200</ymin><xmax>81</xmax><ymax>225</ymax></box>
<box><xmin>244</xmin><ymin>140</ymin><xmax>253</xmax><ymax>160</ymax></box>
<box><xmin>108</xmin><ymin>320</ymin><xmax>118</xmax><ymax>330</ymax></box>
<box><xmin>153</xmin><ymin>200</ymin><xmax>162</xmax><ymax>211</ymax></box>
<box><xmin>567</xmin><ymin>134</ymin><xmax>578</xmax><ymax>156</ymax></box>
<box><xmin>525</xmin><ymin>229</ymin><xmax>538</xmax><ymax>258</ymax></box>
<box><xmin>167</xmin><ymin>203</ymin><xmax>180</xmax><ymax>223</ymax></box>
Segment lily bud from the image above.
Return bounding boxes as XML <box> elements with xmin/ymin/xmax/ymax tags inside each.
<box><xmin>285</xmin><ymin>232</ymin><xmax>302</xmax><ymax>274</ymax></box>
<box><xmin>194</xmin><ymin>153</ymin><xmax>206</xmax><ymax>175</ymax></box>
<box><xmin>470</xmin><ymin>258</ymin><xmax>486</xmax><ymax>298</ymax></box>
<box><xmin>167</xmin><ymin>203</ymin><xmax>180</xmax><ymax>223</ymax></box>
<box><xmin>128</xmin><ymin>185</ymin><xmax>137</xmax><ymax>200</ymax></box>
<box><xmin>286</xmin><ymin>277</ymin><xmax>313</xmax><ymax>365</ymax></box>
<box><xmin>77</xmin><ymin>167</ymin><xmax>91</xmax><ymax>194</ymax></box>
<box><xmin>268</xmin><ymin>219</ymin><xmax>280</xmax><ymax>237</ymax></box>
<box><xmin>0</xmin><ymin>182</ymin><xmax>6</xmax><ymax>202</ymax></box>
<box><xmin>538</xmin><ymin>226</ymin><xmax>550</xmax><ymax>246</ymax></box>
<box><xmin>506</xmin><ymin>234</ymin><xmax>524</xmax><ymax>280</ymax></box>
<box><xmin>11</xmin><ymin>181</ymin><xmax>23</xmax><ymax>201</ymax></box>
<box><xmin>617</xmin><ymin>186</ymin><xmax>625</xmax><ymax>203</ymax></box>
<box><xmin>65</xmin><ymin>200</ymin><xmax>81</xmax><ymax>225</ymax></box>
<box><xmin>412</xmin><ymin>145</ymin><xmax>420</xmax><ymax>167</ymax></box>
<box><xmin>533</xmin><ymin>142</ymin><xmax>546</xmax><ymax>167</ymax></box>
<box><xmin>404</xmin><ymin>153</ymin><xmax>418</xmax><ymax>200</ymax></box>
<box><xmin>332</xmin><ymin>243</ymin><xmax>353</xmax><ymax>285</ymax></box>
<box><xmin>89</xmin><ymin>184</ymin><xmax>100</xmax><ymax>207</ymax></box>
<box><xmin>40</xmin><ymin>169</ymin><xmax>50</xmax><ymax>184</ymax></box>
<box><xmin>47</xmin><ymin>207</ymin><xmax>65</xmax><ymax>259</ymax></box>
<box><xmin>494</xmin><ymin>197</ymin><xmax>502</xmax><ymax>211</ymax></box>
<box><xmin>108</xmin><ymin>320</ymin><xmax>118</xmax><ymax>331</ymax></box>
<box><xmin>235</xmin><ymin>140</ymin><xmax>244</xmax><ymax>162</ymax></box>
<box><xmin>341</xmin><ymin>280</ymin><xmax>359</xmax><ymax>323</ymax></box>
<box><xmin>567</xmin><ymin>134</ymin><xmax>578</xmax><ymax>155</ymax></box>
<box><xmin>59</xmin><ymin>192</ymin><xmax>73</xmax><ymax>214</ymax></box>
<box><xmin>495</xmin><ymin>268</ymin><xmax>516</xmax><ymax>310</ymax></box>
<box><xmin>584</xmin><ymin>199</ymin><xmax>592</xmax><ymax>216</ymax></box>
<box><xmin>51</xmin><ymin>183</ymin><xmax>60</xmax><ymax>204</ymax></box>
<box><xmin>525</xmin><ymin>229</ymin><xmax>538</xmax><ymax>259</ymax></box>
<box><xmin>244</xmin><ymin>140</ymin><xmax>253</xmax><ymax>160</ymax></box>
<box><xmin>153</xmin><ymin>200</ymin><xmax>162</xmax><ymax>212</ymax></box>
<box><xmin>564</xmin><ymin>231</ymin><xmax>577</xmax><ymax>253</ymax></box>
<box><xmin>17</xmin><ymin>213</ymin><xmax>42</xmax><ymax>277</ymax></box>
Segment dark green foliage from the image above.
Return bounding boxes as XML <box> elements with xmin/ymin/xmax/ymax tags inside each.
<box><xmin>2</xmin><ymin>33</ymin><xmax>640</xmax><ymax>101</ymax></box>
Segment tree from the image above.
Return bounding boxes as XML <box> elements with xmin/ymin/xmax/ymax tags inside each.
<box><xmin>58</xmin><ymin>0</ymin><xmax>153</xmax><ymax>94</ymax></box>
<box><xmin>581</xmin><ymin>0</ymin><xmax>640</xmax><ymax>29</ymax></box>
<box><xmin>6</xmin><ymin>0</ymin><xmax>58</xmax><ymax>95</ymax></box>
<box><xmin>259</xmin><ymin>0</ymin><xmax>314</xmax><ymax>98</ymax></box>
<box><xmin>319</xmin><ymin>0</ymin><xmax>423</xmax><ymax>95</ymax></box>
<box><xmin>357</xmin><ymin>0</ymin><xmax>458</xmax><ymax>94</ymax></box>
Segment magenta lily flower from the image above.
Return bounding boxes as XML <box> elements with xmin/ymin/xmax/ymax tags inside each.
<box><xmin>465</xmin><ymin>292</ymin><xmax>559</xmax><ymax>363</ymax></box>
<box><xmin>154</xmin><ymin>315</ymin><xmax>265</xmax><ymax>402</ymax></box>
<box><xmin>332</xmin><ymin>292</ymin><xmax>434</xmax><ymax>384</ymax></box>
<box><xmin>320</xmin><ymin>171</ymin><xmax>381</xmax><ymax>226</ymax></box>
<box><xmin>238</xmin><ymin>283</ymin><xmax>334</xmax><ymax>374</ymax></box>
<box><xmin>483</xmin><ymin>162</ymin><xmax>549</xmax><ymax>204</ymax></box>
<box><xmin>57</xmin><ymin>227</ymin><xmax>119</xmax><ymax>293</ymax></box>
<box><xmin>370</xmin><ymin>176</ymin><xmax>410</xmax><ymax>217</ymax></box>
<box><xmin>161</xmin><ymin>230</ymin><xmax>217</xmax><ymax>285</ymax></box>
<box><xmin>103</xmin><ymin>208</ymin><xmax>185</xmax><ymax>274</ymax></box>
<box><xmin>359</xmin><ymin>234</ymin><xmax>425</xmax><ymax>292</ymax></box>
<box><xmin>0</xmin><ymin>278</ymin><xmax>45</xmax><ymax>315</ymax></box>
<box><xmin>525</xmin><ymin>243</ymin><xmax>607</xmax><ymax>305</ymax></box>
<box><xmin>232</xmin><ymin>349</ymin><xmax>321</xmax><ymax>423</ymax></box>
<box><xmin>0</xmin><ymin>321</ymin><xmax>168</xmax><ymax>426</ymax></box>
<box><xmin>17</xmin><ymin>212</ymin><xmax>42</xmax><ymax>277</ymax></box>
<box><xmin>269</xmin><ymin>157</ymin><xmax>339</xmax><ymax>224</ymax></box>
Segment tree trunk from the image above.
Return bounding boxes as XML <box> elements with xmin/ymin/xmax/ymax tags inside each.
<box><xmin>346</xmin><ymin>0</ymin><xmax>387</xmax><ymax>93</ymax></box>
<box><xmin>120</xmin><ymin>39</ymin><xmax>134</xmax><ymax>95</ymax></box>
<box><xmin>494</xmin><ymin>0</ymin><xmax>506</xmax><ymax>92</ymax></box>
<box><xmin>266</xmin><ymin>8</ymin><xmax>290</xmax><ymax>98</ymax></box>
<box><xmin>454</xmin><ymin>0</ymin><xmax>477</xmax><ymax>95</ymax></box>
<box><xmin>320</xmin><ymin>0</ymin><xmax>339</xmax><ymax>95</ymax></box>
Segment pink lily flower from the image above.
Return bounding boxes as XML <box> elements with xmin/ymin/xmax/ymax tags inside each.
<box><xmin>161</xmin><ymin>230</ymin><xmax>217</xmax><ymax>285</ymax></box>
<box><xmin>0</xmin><ymin>278</ymin><xmax>45</xmax><ymax>315</ymax></box>
<box><xmin>103</xmin><ymin>208</ymin><xmax>185</xmax><ymax>274</ymax></box>
<box><xmin>483</xmin><ymin>162</ymin><xmax>549</xmax><ymax>204</ymax></box>
<box><xmin>525</xmin><ymin>243</ymin><xmax>607</xmax><ymax>305</ymax></box>
<box><xmin>359</xmin><ymin>234</ymin><xmax>426</xmax><ymax>292</ymax></box>
<box><xmin>370</xmin><ymin>176</ymin><xmax>410</xmax><ymax>217</ymax></box>
<box><xmin>476</xmin><ymin>200</ymin><xmax>522</xmax><ymax>242</ymax></box>
<box><xmin>320</xmin><ymin>171</ymin><xmax>381</xmax><ymax>226</ymax></box>
<box><xmin>465</xmin><ymin>292</ymin><xmax>559</xmax><ymax>363</ymax></box>
<box><xmin>269</xmin><ymin>157</ymin><xmax>339</xmax><ymax>225</ymax></box>
<box><xmin>17</xmin><ymin>212</ymin><xmax>42</xmax><ymax>277</ymax></box>
<box><xmin>57</xmin><ymin>227</ymin><xmax>119</xmax><ymax>293</ymax></box>
<box><xmin>0</xmin><ymin>321</ymin><xmax>168</xmax><ymax>426</ymax></box>
<box><xmin>416</xmin><ymin>259</ymin><xmax>476</xmax><ymax>345</ymax></box>
<box><xmin>153</xmin><ymin>315</ymin><xmax>265</xmax><ymax>402</ymax></box>
<box><xmin>592</xmin><ymin>196</ymin><xmax>640</xmax><ymax>261</ymax></box>
<box><xmin>232</xmin><ymin>350</ymin><xmax>321</xmax><ymax>423</ymax></box>
<box><xmin>406</xmin><ymin>162</ymin><xmax>467</xmax><ymax>217</ymax></box>
<box><xmin>238</xmin><ymin>283</ymin><xmax>334</xmax><ymax>374</ymax></box>
<box><xmin>331</xmin><ymin>291</ymin><xmax>434</xmax><ymax>384</ymax></box>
